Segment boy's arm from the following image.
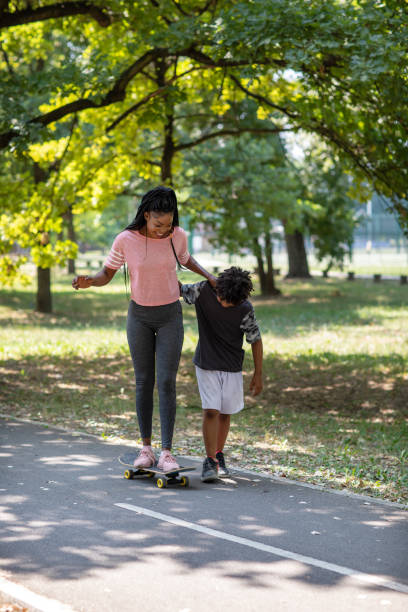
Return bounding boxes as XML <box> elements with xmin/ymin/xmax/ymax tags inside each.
<box><xmin>249</xmin><ymin>338</ymin><xmax>263</xmax><ymax>396</ymax></box>
<box><xmin>179</xmin><ymin>280</ymin><xmax>207</xmax><ymax>304</ymax></box>
<box><xmin>240</xmin><ymin>309</ymin><xmax>263</xmax><ymax>396</ymax></box>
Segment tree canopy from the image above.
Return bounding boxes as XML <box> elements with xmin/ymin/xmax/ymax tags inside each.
<box><xmin>1</xmin><ymin>1</ymin><xmax>406</xmax><ymax>208</ymax></box>
<box><xmin>1</xmin><ymin>1</ymin><xmax>407</xmax><ymax>307</ymax></box>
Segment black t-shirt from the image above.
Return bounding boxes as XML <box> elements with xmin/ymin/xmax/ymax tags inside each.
<box><xmin>181</xmin><ymin>281</ymin><xmax>261</xmax><ymax>372</ymax></box>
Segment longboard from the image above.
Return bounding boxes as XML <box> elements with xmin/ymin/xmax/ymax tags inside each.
<box><xmin>118</xmin><ymin>452</ymin><xmax>196</xmax><ymax>488</ymax></box>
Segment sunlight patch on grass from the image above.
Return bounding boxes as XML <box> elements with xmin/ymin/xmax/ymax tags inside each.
<box><xmin>1</xmin><ymin>275</ymin><xmax>407</xmax><ymax>504</ymax></box>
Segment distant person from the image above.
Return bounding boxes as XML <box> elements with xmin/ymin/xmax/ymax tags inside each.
<box><xmin>72</xmin><ymin>186</ymin><xmax>215</xmax><ymax>471</ymax></box>
<box><xmin>180</xmin><ymin>267</ymin><xmax>263</xmax><ymax>481</ymax></box>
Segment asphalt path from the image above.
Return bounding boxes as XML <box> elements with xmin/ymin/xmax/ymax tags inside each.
<box><xmin>0</xmin><ymin>416</ymin><xmax>407</xmax><ymax>612</ymax></box>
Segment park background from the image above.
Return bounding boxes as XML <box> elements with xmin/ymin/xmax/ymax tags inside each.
<box><xmin>0</xmin><ymin>0</ymin><xmax>407</xmax><ymax>505</ymax></box>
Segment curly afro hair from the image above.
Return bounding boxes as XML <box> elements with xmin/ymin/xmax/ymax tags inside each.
<box><xmin>215</xmin><ymin>267</ymin><xmax>254</xmax><ymax>305</ymax></box>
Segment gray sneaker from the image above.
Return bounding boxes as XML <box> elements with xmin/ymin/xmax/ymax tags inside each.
<box><xmin>216</xmin><ymin>451</ymin><xmax>230</xmax><ymax>477</ymax></box>
<box><xmin>201</xmin><ymin>457</ymin><xmax>219</xmax><ymax>482</ymax></box>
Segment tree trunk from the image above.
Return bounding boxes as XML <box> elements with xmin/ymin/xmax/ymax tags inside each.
<box><xmin>253</xmin><ymin>238</ymin><xmax>266</xmax><ymax>292</ymax></box>
<box><xmin>253</xmin><ymin>237</ymin><xmax>280</xmax><ymax>296</ymax></box>
<box><xmin>161</xmin><ymin>114</ymin><xmax>174</xmax><ymax>183</ymax></box>
<box><xmin>265</xmin><ymin>232</ymin><xmax>281</xmax><ymax>295</ymax></box>
<box><xmin>66</xmin><ymin>205</ymin><xmax>76</xmax><ymax>275</ymax></box>
<box><xmin>284</xmin><ymin>227</ymin><xmax>311</xmax><ymax>278</ymax></box>
<box><xmin>155</xmin><ymin>58</ymin><xmax>174</xmax><ymax>184</ymax></box>
<box><xmin>33</xmin><ymin>162</ymin><xmax>54</xmax><ymax>313</ymax></box>
<box><xmin>36</xmin><ymin>266</ymin><xmax>52</xmax><ymax>313</ymax></box>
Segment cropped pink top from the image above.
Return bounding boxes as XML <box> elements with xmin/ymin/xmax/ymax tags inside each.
<box><xmin>104</xmin><ymin>226</ymin><xmax>190</xmax><ymax>306</ymax></box>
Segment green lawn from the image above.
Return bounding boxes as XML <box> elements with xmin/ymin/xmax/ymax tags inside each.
<box><xmin>1</xmin><ymin>273</ymin><xmax>407</xmax><ymax>504</ymax></box>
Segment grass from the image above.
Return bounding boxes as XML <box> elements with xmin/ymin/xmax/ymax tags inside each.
<box><xmin>1</xmin><ymin>272</ymin><xmax>407</xmax><ymax>505</ymax></box>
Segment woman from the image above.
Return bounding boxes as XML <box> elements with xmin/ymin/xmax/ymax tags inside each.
<box><xmin>72</xmin><ymin>186</ymin><xmax>215</xmax><ymax>471</ymax></box>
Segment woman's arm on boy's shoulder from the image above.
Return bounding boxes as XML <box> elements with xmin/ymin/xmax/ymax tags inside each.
<box><xmin>179</xmin><ymin>280</ymin><xmax>207</xmax><ymax>304</ymax></box>
<box><xmin>184</xmin><ymin>255</ymin><xmax>217</xmax><ymax>287</ymax></box>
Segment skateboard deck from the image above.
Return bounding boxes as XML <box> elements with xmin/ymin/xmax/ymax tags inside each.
<box><xmin>118</xmin><ymin>452</ymin><xmax>196</xmax><ymax>488</ymax></box>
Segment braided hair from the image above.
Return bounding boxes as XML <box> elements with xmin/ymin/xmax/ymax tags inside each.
<box><xmin>125</xmin><ymin>186</ymin><xmax>179</xmax><ymax>231</ymax></box>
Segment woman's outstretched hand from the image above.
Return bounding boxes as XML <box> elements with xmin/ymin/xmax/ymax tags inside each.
<box><xmin>72</xmin><ymin>275</ymin><xmax>93</xmax><ymax>290</ymax></box>
<box><xmin>208</xmin><ymin>274</ymin><xmax>217</xmax><ymax>288</ymax></box>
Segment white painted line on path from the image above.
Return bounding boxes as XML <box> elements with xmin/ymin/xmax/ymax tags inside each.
<box><xmin>115</xmin><ymin>502</ymin><xmax>408</xmax><ymax>595</ymax></box>
<box><xmin>0</xmin><ymin>574</ymin><xmax>78</xmax><ymax>612</ymax></box>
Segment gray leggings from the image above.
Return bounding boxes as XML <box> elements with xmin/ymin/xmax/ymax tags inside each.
<box><xmin>126</xmin><ymin>299</ymin><xmax>184</xmax><ymax>449</ymax></box>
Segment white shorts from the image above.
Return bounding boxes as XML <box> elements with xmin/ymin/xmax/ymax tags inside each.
<box><xmin>195</xmin><ymin>366</ymin><xmax>244</xmax><ymax>415</ymax></box>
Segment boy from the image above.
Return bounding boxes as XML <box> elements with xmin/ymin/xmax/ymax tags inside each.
<box><xmin>180</xmin><ymin>267</ymin><xmax>263</xmax><ymax>482</ymax></box>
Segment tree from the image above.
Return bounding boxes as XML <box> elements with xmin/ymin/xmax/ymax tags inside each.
<box><xmin>220</xmin><ymin>0</ymin><xmax>408</xmax><ymax>224</ymax></box>
<box><xmin>0</xmin><ymin>2</ymin><xmax>292</xmax><ymax>309</ymax></box>
<box><xmin>279</xmin><ymin>133</ymin><xmax>364</xmax><ymax>278</ymax></box>
<box><xmin>1</xmin><ymin>1</ymin><xmax>406</xmax><ymax>211</ymax></box>
<box><xmin>278</xmin><ymin>137</ymin><xmax>313</xmax><ymax>279</ymax></box>
<box><xmin>182</xmin><ymin>128</ymin><xmax>304</xmax><ymax>295</ymax></box>
<box><xmin>1</xmin><ymin>1</ymin><xmax>407</xmax><ymax>310</ymax></box>
<box><xmin>0</xmin><ymin>117</ymin><xmax>132</xmax><ymax>310</ymax></box>
<box><xmin>283</xmin><ymin>227</ymin><xmax>312</xmax><ymax>279</ymax></box>
<box><xmin>300</xmin><ymin>148</ymin><xmax>360</xmax><ymax>275</ymax></box>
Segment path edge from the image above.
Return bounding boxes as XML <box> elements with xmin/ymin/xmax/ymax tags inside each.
<box><xmin>1</xmin><ymin>412</ymin><xmax>406</xmax><ymax>511</ymax></box>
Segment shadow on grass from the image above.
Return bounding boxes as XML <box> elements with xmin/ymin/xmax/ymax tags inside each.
<box><xmin>0</xmin><ymin>287</ymin><xmax>129</xmax><ymax>328</ymax></box>
<box><xmin>2</xmin><ymin>349</ymin><xmax>407</xmax><ymax>419</ymax></box>
<box><xmin>1</xmin><ymin>348</ymin><xmax>407</xmax><ymax>502</ymax></box>
<box><xmin>250</xmin><ymin>351</ymin><xmax>408</xmax><ymax>415</ymax></box>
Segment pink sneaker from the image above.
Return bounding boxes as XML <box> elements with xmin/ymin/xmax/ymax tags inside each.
<box><xmin>157</xmin><ymin>451</ymin><xmax>179</xmax><ymax>472</ymax></box>
<box><xmin>133</xmin><ymin>446</ymin><xmax>156</xmax><ymax>468</ymax></box>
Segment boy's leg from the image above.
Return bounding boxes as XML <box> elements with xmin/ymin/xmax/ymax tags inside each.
<box><xmin>195</xmin><ymin>367</ymin><xmax>222</xmax><ymax>458</ymax></box>
<box><xmin>202</xmin><ymin>409</ymin><xmax>220</xmax><ymax>458</ymax></box>
<box><xmin>216</xmin><ymin>413</ymin><xmax>231</xmax><ymax>477</ymax></box>
<box><xmin>216</xmin><ymin>371</ymin><xmax>244</xmax><ymax>477</ymax></box>
<box><xmin>195</xmin><ymin>367</ymin><xmax>223</xmax><ymax>481</ymax></box>
<box><xmin>216</xmin><ymin>413</ymin><xmax>231</xmax><ymax>453</ymax></box>
<box><xmin>201</xmin><ymin>409</ymin><xmax>219</xmax><ymax>482</ymax></box>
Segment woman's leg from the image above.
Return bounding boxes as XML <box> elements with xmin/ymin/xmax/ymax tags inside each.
<box><xmin>127</xmin><ymin>303</ymin><xmax>156</xmax><ymax>444</ymax></box>
<box><xmin>155</xmin><ymin>304</ymin><xmax>184</xmax><ymax>450</ymax></box>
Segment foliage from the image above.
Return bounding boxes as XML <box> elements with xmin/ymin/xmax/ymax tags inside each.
<box><xmin>0</xmin><ymin>0</ymin><xmax>407</xmax><ymax>293</ymax></box>
<box><xmin>181</xmin><ymin>126</ymin><xmax>301</xmax><ymax>292</ymax></box>
<box><xmin>74</xmin><ymin>194</ymin><xmax>138</xmax><ymax>250</ymax></box>
<box><xmin>219</xmin><ymin>0</ymin><xmax>408</xmax><ymax>220</ymax></box>
<box><xmin>293</xmin><ymin>144</ymin><xmax>360</xmax><ymax>272</ymax></box>
<box><xmin>1</xmin><ymin>1</ymin><xmax>407</xmax><ymax>207</ymax></box>
<box><xmin>0</xmin><ymin>123</ymin><xmax>132</xmax><ymax>285</ymax></box>
<box><xmin>181</xmin><ymin>109</ymin><xmax>360</xmax><ymax>280</ymax></box>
